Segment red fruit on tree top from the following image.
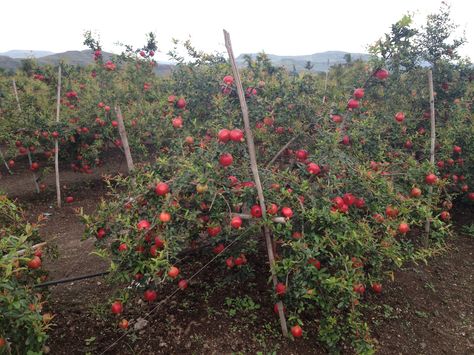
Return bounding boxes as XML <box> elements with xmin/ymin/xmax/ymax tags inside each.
<box><xmin>385</xmin><ymin>206</ymin><xmax>399</xmax><ymax>218</ymax></box>
<box><xmin>207</xmin><ymin>225</ymin><xmax>222</xmax><ymax>237</ymax></box>
<box><xmin>97</xmin><ymin>228</ymin><xmax>107</xmax><ymax>239</ymax></box>
<box><xmin>176</xmin><ymin>98</ymin><xmax>186</xmax><ymax>109</ymax></box>
<box><xmin>155</xmin><ymin>182</ymin><xmax>170</xmax><ymax>196</ymax></box>
<box><xmin>347</xmin><ymin>99</ymin><xmax>359</xmax><ymax>109</ymax></box>
<box><xmin>275</xmin><ymin>282</ymin><xmax>286</xmax><ymax>295</ymax></box>
<box><xmin>144</xmin><ymin>289</ymin><xmax>157</xmax><ymax>302</ymax></box>
<box><xmin>307</xmin><ymin>162</ymin><xmax>321</xmax><ymax>175</ymax></box>
<box><xmin>398</xmin><ymin>222</ymin><xmax>410</xmax><ymax>234</ymax></box>
<box><xmin>308</xmin><ymin>258</ymin><xmax>321</xmax><ymax>270</ymax></box>
<box><xmin>291</xmin><ymin>325</ymin><xmax>303</xmax><ymax>338</ymax></box>
<box><xmin>178</xmin><ymin>279</ymin><xmax>188</xmax><ymax>290</ymax></box>
<box><xmin>425</xmin><ymin>173</ymin><xmax>438</xmax><ymax>185</ymax></box>
<box><xmin>267</xmin><ymin>203</ymin><xmax>278</xmax><ymax>215</ymax></box>
<box><xmin>230</xmin><ymin>216</ymin><xmax>243</xmax><ymax>229</ymax></box>
<box><xmin>27</xmin><ymin>256</ymin><xmax>42</xmax><ymax>269</ymax></box>
<box><xmin>440</xmin><ymin>211</ymin><xmax>450</xmax><ymax>221</ymax></box>
<box><xmin>281</xmin><ymin>207</ymin><xmax>293</xmax><ymax>218</ymax></box>
<box><xmin>223</xmin><ymin>75</ymin><xmax>234</xmax><ymax>85</ymax></box>
<box><xmin>353</xmin><ymin>88</ymin><xmax>364</xmax><ymax>99</ymax></box>
<box><xmin>375</xmin><ymin>68</ymin><xmax>389</xmax><ymax>80</ymax></box>
<box><xmin>331</xmin><ymin>114</ymin><xmax>343</xmax><ymax>123</ymax></box>
<box><xmin>410</xmin><ymin>187</ymin><xmax>422</xmax><ymax>198</ymax></box>
<box><xmin>218</xmin><ymin>129</ymin><xmax>231</xmax><ymax>143</ymax></box>
<box><xmin>137</xmin><ymin>219</ymin><xmax>151</xmax><ymax>230</ymax></box>
<box><xmin>371</xmin><ymin>283</ymin><xmax>382</xmax><ymax>294</ymax></box>
<box><xmin>168</xmin><ymin>266</ymin><xmax>180</xmax><ymax>279</ymax></box>
<box><xmin>213</xmin><ymin>243</ymin><xmax>225</xmax><ymax>254</ymax></box>
<box><xmin>225</xmin><ymin>256</ymin><xmax>234</xmax><ymax>268</ymax></box>
<box><xmin>219</xmin><ymin>153</ymin><xmax>233</xmax><ymax>167</ymax></box>
<box><xmin>295</xmin><ymin>149</ymin><xmax>308</xmax><ymax>161</ymax></box>
<box><xmin>159</xmin><ymin>211</ymin><xmax>171</xmax><ymax>223</ymax></box>
<box><xmin>251</xmin><ymin>205</ymin><xmax>263</xmax><ymax>218</ymax></box>
<box><xmin>353</xmin><ymin>283</ymin><xmax>365</xmax><ymax>294</ymax></box>
<box><xmin>111</xmin><ymin>301</ymin><xmax>123</xmax><ymax>314</ymax></box>
<box><xmin>395</xmin><ymin>112</ymin><xmax>405</xmax><ymax>122</ymax></box>
<box><xmin>119</xmin><ymin>319</ymin><xmax>129</xmax><ymax>329</ymax></box>
<box><xmin>172</xmin><ymin>116</ymin><xmax>183</xmax><ymax>128</ymax></box>
<box><xmin>343</xmin><ymin>193</ymin><xmax>356</xmax><ymax>206</ymax></box>
<box><xmin>229</xmin><ymin>129</ymin><xmax>244</xmax><ymax>142</ymax></box>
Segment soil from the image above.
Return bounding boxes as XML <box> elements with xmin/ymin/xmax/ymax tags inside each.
<box><xmin>1</xmin><ymin>154</ymin><xmax>473</xmax><ymax>355</ymax></box>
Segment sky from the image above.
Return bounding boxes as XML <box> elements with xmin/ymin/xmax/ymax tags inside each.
<box><xmin>1</xmin><ymin>0</ymin><xmax>472</xmax><ymax>61</ymax></box>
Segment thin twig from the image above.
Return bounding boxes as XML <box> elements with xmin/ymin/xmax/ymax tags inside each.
<box><xmin>265</xmin><ymin>135</ymin><xmax>299</xmax><ymax>168</ymax></box>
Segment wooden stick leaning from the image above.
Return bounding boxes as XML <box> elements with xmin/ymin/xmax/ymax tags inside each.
<box><xmin>322</xmin><ymin>59</ymin><xmax>329</xmax><ymax>103</ymax></box>
<box><xmin>16</xmin><ymin>242</ymin><xmax>47</xmax><ymax>257</ymax></box>
<box><xmin>223</xmin><ymin>29</ymin><xmax>288</xmax><ymax>337</ymax></box>
<box><xmin>424</xmin><ymin>68</ymin><xmax>436</xmax><ymax>246</ymax></box>
<box><xmin>27</xmin><ymin>150</ymin><xmax>40</xmax><ymax>193</ymax></box>
<box><xmin>0</xmin><ymin>148</ymin><xmax>12</xmax><ymax>174</ymax></box>
<box><xmin>114</xmin><ymin>106</ymin><xmax>134</xmax><ymax>173</ymax></box>
<box><xmin>55</xmin><ymin>66</ymin><xmax>62</xmax><ymax>208</ymax></box>
<box><xmin>12</xmin><ymin>79</ymin><xmax>40</xmax><ymax>193</ymax></box>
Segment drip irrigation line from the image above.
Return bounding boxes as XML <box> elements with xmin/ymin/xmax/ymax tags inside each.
<box><xmin>34</xmin><ymin>271</ymin><xmax>110</xmax><ymax>288</ymax></box>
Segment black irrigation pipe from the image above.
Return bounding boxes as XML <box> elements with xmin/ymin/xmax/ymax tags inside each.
<box><xmin>33</xmin><ymin>271</ymin><xmax>110</xmax><ymax>288</ymax></box>
<box><xmin>32</xmin><ymin>239</ymin><xmax>226</xmax><ymax>289</ymax></box>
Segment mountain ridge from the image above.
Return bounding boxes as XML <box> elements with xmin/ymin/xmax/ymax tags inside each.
<box><xmin>0</xmin><ymin>49</ymin><xmax>371</xmax><ymax>74</ymax></box>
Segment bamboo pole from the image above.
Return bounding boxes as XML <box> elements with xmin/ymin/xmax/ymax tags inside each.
<box><xmin>223</xmin><ymin>29</ymin><xmax>288</xmax><ymax>337</ymax></box>
<box><xmin>114</xmin><ymin>106</ymin><xmax>134</xmax><ymax>173</ymax></box>
<box><xmin>12</xmin><ymin>79</ymin><xmax>40</xmax><ymax>193</ymax></box>
<box><xmin>424</xmin><ymin>68</ymin><xmax>436</xmax><ymax>246</ymax></box>
<box><xmin>55</xmin><ymin>66</ymin><xmax>62</xmax><ymax>208</ymax></box>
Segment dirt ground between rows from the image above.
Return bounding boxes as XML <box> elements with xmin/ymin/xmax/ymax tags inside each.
<box><xmin>1</xmin><ymin>153</ymin><xmax>473</xmax><ymax>354</ymax></box>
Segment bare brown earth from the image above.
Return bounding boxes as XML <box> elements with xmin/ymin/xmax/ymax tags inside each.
<box><xmin>1</xmin><ymin>152</ymin><xmax>473</xmax><ymax>354</ymax></box>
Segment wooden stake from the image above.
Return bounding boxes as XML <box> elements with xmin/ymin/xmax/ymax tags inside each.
<box><xmin>27</xmin><ymin>150</ymin><xmax>40</xmax><ymax>193</ymax></box>
<box><xmin>322</xmin><ymin>59</ymin><xmax>329</xmax><ymax>103</ymax></box>
<box><xmin>12</xmin><ymin>79</ymin><xmax>21</xmax><ymax>112</ymax></box>
<box><xmin>55</xmin><ymin>66</ymin><xmax>62</xmax><ymax>208</ymax></box>
<box><xmin>224</xmin><ymin>29</ymin><xmax>288</xmax><ymax>337</ymax></box>
<box><xmin>0</xmin><ymin>148</ymin><xmax>12</xmax><ymax>174</ymax></box>
<box><xmin>13</xmin><ymin>80</ymin><xmax>40</xmax><ymax>193</ymax></box>
<box><xmin>424</xmin><ymin>68</ymin><xmax>436</xmax><ymax>246</ymax></box>
<box><xmin>114</xmin><ymin>106</ymin><xmax>134</xmax><ymax>173</ymax></box>
<box><xmin>16</xmin><ymin>242</ymin><xmax>47</xmax><ymax>257</ymax></box>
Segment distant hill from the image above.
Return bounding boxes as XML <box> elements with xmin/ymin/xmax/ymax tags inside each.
<box><xmin>0</xmin><ymin>50</ymin><xmax>173</xmax><ymax>75</ymax></box>
<box><xmin>0</xmin><ymin>50</ymin><xmax>55</xmax><ymax>58</ymax></box>
<box><xmin>0</xmin><ymin>55</ymin><xmax>23</xmax><ymax>71</ymax></box>
<box><xmin>0</xmin><ymin>49</ymin><xmax>370</xmax><ymax>75</ymax></box>
<box><xmin>236</xmin><ymin>51</ymin><xmax>371</xmax><ymax>72</ymax></box>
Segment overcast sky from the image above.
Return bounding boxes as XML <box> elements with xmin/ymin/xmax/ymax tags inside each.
<box><xmin>1</xmin><ymin>0</ymin><xmax>472</xmax><ymax>60</ymax></box>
